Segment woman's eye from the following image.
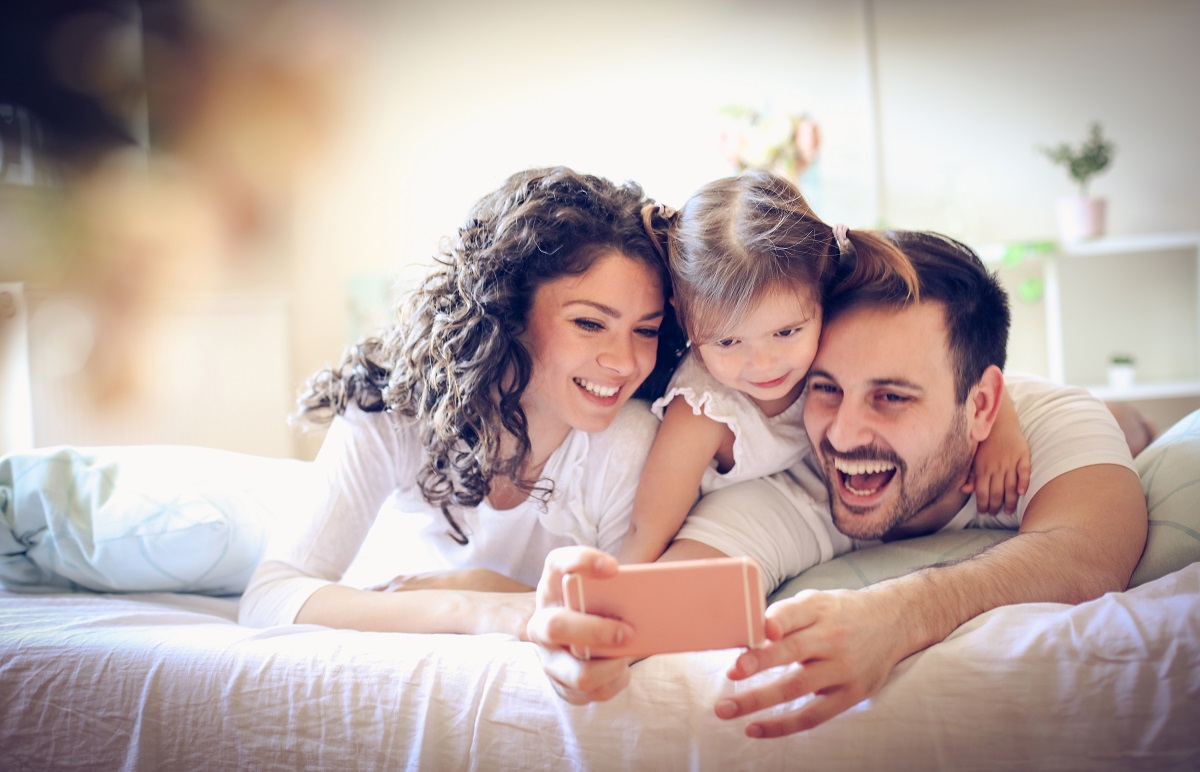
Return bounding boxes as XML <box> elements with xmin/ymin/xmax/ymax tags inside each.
<box><xmin>573</xmin><ymin>319</ymin><xmax>603</xmax><ymax>332</ymax></box>
<box><xmin>636</xmin><ymin>326</ymin><xmax>661</xmax><ymax>339</ymax></box>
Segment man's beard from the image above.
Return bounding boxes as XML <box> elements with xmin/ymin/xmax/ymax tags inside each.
<box><xmin>823</xmin><ymin>407</ymin><xmax>972</xmax><ymax>541</ymax></box>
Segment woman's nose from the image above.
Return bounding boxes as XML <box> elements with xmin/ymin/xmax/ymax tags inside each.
<box><xmin>598</xmin><ymin>333</ymin><xmax>636</xmax><ymax>375</ymax></box>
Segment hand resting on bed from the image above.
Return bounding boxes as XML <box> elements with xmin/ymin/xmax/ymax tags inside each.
<box><xmin>369</xmin><ymin>567</ymin><xmax>533</xmax><ymax>594</ymax></box>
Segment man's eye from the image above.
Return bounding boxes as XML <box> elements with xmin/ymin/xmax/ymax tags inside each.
<box><xmin>881</xmin><ymin>392</ymin><xmax>910</xmax><ymax>403</ymax></box>
<box><xmin>811</xmin><ymin>382</ymin><xmax>838</xmax><ymax>394</ymax></box>
<box><xmin>573</xmin><ymin>319</ymin><xmax>603</xmax><ymax>332</ymax></box>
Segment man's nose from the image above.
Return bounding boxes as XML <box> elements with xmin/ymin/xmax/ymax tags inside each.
<box><xmin>826</xmin><ymin>398</ymin><xmax>872</xmax><ymax>450</ymax></box>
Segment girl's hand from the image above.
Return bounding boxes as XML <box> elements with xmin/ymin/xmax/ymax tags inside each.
<box><xmin>964</xmin><ymin>387</ymin><xmax>1030</xmax><ymax>515</ymax></box>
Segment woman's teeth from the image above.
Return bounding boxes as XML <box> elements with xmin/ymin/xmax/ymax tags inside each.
<box><xmin>575</xmin><ymin>378</ymin><xmax>618</xmax><ymax>398</ymax></box>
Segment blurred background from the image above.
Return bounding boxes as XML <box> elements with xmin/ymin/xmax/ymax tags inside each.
<box><xmin>2</xmin><ymin>0</ymin><xmax>1198</xmax><ymax>459</ymax></box>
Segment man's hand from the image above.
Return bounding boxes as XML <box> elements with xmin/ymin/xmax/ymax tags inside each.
<box><xmin>715</xmin><ymin>588</ymin><xmax>909</xmax><ymax>738</ymax></box>
<box><xmin>525</xmin><ymin>546</ymin><xmax>636</xmax><ymax>704</ymax></box>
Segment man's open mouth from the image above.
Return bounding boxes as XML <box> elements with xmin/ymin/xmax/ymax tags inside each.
<box><xmin>833</xmin><ymin>457</ymin><xmax>898</xmax><ymax>497</ymax></box>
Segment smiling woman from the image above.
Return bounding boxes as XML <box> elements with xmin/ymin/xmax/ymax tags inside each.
<box><xmin>521</xmin><ymin>253</ymin><xmax>667</xmax><ymax>441</ymax></box>
<box><xmin>236</xmin><ymin>166</ymin><xmax>685</xmax><ymax>635</ymax></box>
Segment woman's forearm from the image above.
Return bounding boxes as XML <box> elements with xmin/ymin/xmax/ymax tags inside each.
<box><xmin>296</xmin><ymin>583</ymin><xmax>535</xmax><ymax>637</ymax></box>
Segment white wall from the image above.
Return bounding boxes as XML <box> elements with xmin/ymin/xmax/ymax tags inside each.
<box><xmin>282</xmin><ymin>0</ymin><xmax>1200</xmax><ymax>455</ymax></box>
<box><xmin>13</xmin><ymin>1</ymin><xmax>1192</xmax><ymax>456</ymax></box>
<box><xmin>0</xmin><ymin>284</ymin><xmax>33</xmax><ymax>455</ymax></box>
<box><xmin>872</xmin><ymin>0</ymin><xmax>1200</xmax><ymax>241</ymax></box>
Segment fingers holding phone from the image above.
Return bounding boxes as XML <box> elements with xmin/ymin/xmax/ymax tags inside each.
<box><xmin>562</xmin><ymin>557</ymin><xmax>767</xmax><ymax>660</ymax></box>
<box><xmin>528</xmin><ymin>546</ymin><xmax>636</xmax><ymax>703</ymax></box>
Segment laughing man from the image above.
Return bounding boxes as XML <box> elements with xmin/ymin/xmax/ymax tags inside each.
<box><xmin>528</xmin><ymin>230</ymin><xmax>1148</xmax><ymax>738</ymax></box>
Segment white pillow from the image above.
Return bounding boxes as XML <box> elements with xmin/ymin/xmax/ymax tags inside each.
<box><xmin>773</xmin><ymin>408</ymin><xmax>1200</xmax><ymax>598</ymax></box>
<box><xmin>0</xmin><ymin>446</ymin><xmax>313</xmax><ymax>595</ymax></box>
<box><xmin>1130</xmin><ymin>408</ymin><xmax>1200</xmax><ymax>587</ymax></box>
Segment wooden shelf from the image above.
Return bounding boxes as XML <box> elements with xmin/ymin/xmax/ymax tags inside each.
<box><xmin>982</xmin><ymin>232</ymin><xmax>1200</xmax><ymax>404</ymax></box>
<box><xmin>1084</xmin><ymin>380</ymin><xmax>1200</xmax><ymax>402</ymax></box>
<box><xmin>1058</xmin><ymin>232</ymin><xmax>1200</xmax><ymax>258</ymax></box>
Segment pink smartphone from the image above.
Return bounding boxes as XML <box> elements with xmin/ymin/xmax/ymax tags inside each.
<box><xmin>562</xmin><ymin>556</ymin><xmax>767</xmax><ymax>659</ymax></box>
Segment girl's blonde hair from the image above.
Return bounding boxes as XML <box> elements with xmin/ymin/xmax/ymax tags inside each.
<box><xmin>643</xmin><ymin>170</ymin><xmax>918</xmax><ymax>343</ymax></box>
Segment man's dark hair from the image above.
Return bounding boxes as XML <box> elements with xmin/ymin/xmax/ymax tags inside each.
<box><xmin>824</xmin><ymin>231</ymin><xmax>1011</xmax><ymax>404</ymax></box>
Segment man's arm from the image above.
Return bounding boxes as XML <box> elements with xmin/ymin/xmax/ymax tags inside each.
<box><xmin>716</xmin><ymin>462</ymin><xmax>1147</xmax><ymax>738</ymax></box>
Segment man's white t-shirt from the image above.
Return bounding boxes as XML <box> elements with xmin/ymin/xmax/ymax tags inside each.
<box><xmin>675</xmin><ymin>374</ymin><xmax>1137</xmax><ymax>592</ymax></box>
<box><xmin>238</xmin><ymin>399</ymin><xmax>659</xmax><ymax>627</ymax></box>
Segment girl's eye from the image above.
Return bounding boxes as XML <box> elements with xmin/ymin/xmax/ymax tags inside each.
<box><xmin>573</xmin><ymin>319</ymin><xmax>603</xmax><ymax>332</ymax></box>
<box><xmin>716</xmin><ymin>338</ymin><xmax>737</xmax><ymax>348</ymax></box>
<box><xmin>777</xmin><ymin>327</ymin><xmax>800</xmax><ymax>338</ymax></box>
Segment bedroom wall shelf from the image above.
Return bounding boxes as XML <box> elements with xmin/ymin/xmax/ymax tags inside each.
<box><xmin>983</xmin><ymin>231</ymin><xmax>1200</xmax><ymax>403</ymax></box>
<box><xmin>1047</xmin><ymin>231</ymin><xmax>1200</xmax><ymax>401</ymax></box>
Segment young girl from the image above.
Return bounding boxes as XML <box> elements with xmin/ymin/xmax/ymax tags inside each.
<box><xmin>617</xmin><ymin>171</ymin><xmax>1028</xmax><ymax>564</ymax></box>
<box><xmin>238</xmin><ymin>167</ymin><xmax>685</xmax><ymax>635</ymax></box>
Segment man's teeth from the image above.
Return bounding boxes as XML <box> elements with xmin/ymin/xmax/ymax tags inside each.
<box><xmin>834</xmin><ymin>458</ymin><xmax>896</xmax><ymax>475</ymax></box>
<box><xmin>834</xmin><ymin>458</ymin><xmax>896</xmax><ymax>496</ymax></box>
<box><xmin>575</xmin><ymin>378</ymin><xmax>618</xmax><ymax>398</ymax></box>
<box><xmin>845</xmin><ymin>480</ymin><xmax>881</xmax><ymax>496</ymax></box>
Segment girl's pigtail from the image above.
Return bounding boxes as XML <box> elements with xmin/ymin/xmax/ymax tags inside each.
<box><xmin>829</xmin><ymin>225</ymin><xmax>920</xmax><ymax>303</ymax></box>
<box><xmin>640</xmin><ymin>202</ymin><xmax>678</xmax><ymax>264</ymax></box>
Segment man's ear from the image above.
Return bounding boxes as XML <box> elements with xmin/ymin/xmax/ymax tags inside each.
<box><xmin>968</xmin><ymin>365</ymin><xmax>1005</xmax><ymax>443</ymax></box>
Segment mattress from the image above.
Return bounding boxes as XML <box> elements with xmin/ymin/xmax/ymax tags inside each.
<box><xmin>3</xmin><ymin>562</ymin><xmax>1199</xmax><ymax>770</ymax></box>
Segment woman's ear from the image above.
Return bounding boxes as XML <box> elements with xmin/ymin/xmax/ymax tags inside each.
<box><xmin>968</xmin><ymin>365</ymin><xmax>1005</xmax><ymax>443</ymax></box>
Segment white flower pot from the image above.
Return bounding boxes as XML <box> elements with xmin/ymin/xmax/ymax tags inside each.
<box><xmin>1107</xmin><ymin>363</ymin><xmax>1135</xmax><ymax>391</ymax></box>
<box><xmin>1056</xmin><ymin>196</ymin><xmax>1107</xmax><ymax>244</ymax></box>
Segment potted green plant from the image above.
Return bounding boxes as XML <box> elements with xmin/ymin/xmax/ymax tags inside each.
<box><xmin>1039</xmin><ymin>122</ymin><xmax>1115</xmax><ymax>244</ymax></box>
<box><xmin>1107</xmin><ymin>353</ymin><xmax>1136</xmax><ymax>391</ymax></box>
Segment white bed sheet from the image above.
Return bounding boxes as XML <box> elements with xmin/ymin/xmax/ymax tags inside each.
<box><xmin>3</xmin><ymin>564</ymin><xmax>1199</xmax><ymax>771</ymax></box>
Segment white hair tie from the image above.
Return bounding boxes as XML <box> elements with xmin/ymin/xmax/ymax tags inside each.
<box><xmin>833</xmin><ymin>223</ymin><xmax>851</xmax><ymax>251</ymax></box>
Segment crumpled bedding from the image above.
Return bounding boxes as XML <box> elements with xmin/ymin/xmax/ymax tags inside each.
<box><xmin>3</xmin><ymin>562</ymin><xmax>1198</xmax><ymax>770</ymax></box>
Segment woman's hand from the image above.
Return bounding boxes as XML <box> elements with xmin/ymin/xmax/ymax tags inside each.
<box><xmin>368</xmin><ymin>568</ymin><xmax>536</xmax><ymax>638</ymax></box>
<box><xmin>369</xmin><ymin>567</ymin><xmax>532</xmax><ymax>593</ymax></box>
<box><xmin>456</xmin><ymin>590</ymin><xmax>537</xmax><ymax>639</ymax></box>
<box><xmin>525</xmin><ymin>546</ymin><xmax>636</xmax><ymax>704</ymax></box>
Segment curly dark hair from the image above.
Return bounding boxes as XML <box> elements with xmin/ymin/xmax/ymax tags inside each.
<box><xmin>296</xmin><ymin>167</ymin><xmax>685</xmax><ymax>542</ymax></box>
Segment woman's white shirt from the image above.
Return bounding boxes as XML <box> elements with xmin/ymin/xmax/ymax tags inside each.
<box><xmin>238</xmin><ymin>399</ymin><xmax>658</xmax><ymax>627</ymax></box>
